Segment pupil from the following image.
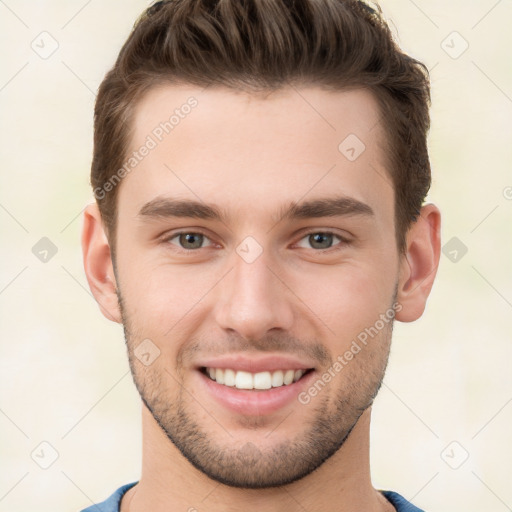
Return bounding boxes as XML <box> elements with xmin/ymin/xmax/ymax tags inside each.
<box><xmin>180</xmin><ymin>233</ymin><xmax>202</xmax><ymax>249</ymax></box>
<box><xmin>310</xmin><ymin>233</ymin><xmax>332</xmax><ymax>249</ymax></box>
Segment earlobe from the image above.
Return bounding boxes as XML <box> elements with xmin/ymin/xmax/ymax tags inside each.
<box><xmin>395</xmin><ymin>204</ymin><xmax>441</xmax><ymax>323</ymax></box>
<box><xmin>81</xmin><ymin>203</ymin><xmax>122</xmax><ymax>323</ymax></box>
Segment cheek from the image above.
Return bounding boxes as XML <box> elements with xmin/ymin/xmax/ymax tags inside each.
<box><xmin>293</xmin><ymin>261</ymin><xmax>397</xmax><ymax>341</ymax></box>
<box><xmin>117</xmin><ymin>253</ymin><xmax>219</xmax><ymax>335</ymax></box>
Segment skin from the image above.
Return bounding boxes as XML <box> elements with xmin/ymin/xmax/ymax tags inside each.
<box><xmin>82</xmin><ymin>84</ymin><xmax>441</xmax><ymax>512</ymax></box>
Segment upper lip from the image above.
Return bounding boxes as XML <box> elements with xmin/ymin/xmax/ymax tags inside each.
<box><xmin>196</xmin><ymin>354</ymin><xmax>316</xmax><ymax>373</ymax></box>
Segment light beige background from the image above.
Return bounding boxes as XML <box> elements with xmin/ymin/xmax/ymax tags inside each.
<box><xmin>1</xmin><ymin>1</ymin><xmax>511</xmax><ymax>511</ymax></box>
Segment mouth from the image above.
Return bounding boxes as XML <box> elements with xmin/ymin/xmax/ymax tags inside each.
<box><xmin>194</xmin><ymin>354</ymin><xmax>318</xmax><ymax>415</ymax></box>
<box><xmin>200</xmin><ymin>366</ymin><xmax>314</xmax><ymax>390</ymax></box>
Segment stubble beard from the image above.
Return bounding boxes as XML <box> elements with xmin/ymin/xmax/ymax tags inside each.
<box><xmin>118</xmin><ymin>289</ymin><xmax>394</xmax><ymax>489</ymax></box>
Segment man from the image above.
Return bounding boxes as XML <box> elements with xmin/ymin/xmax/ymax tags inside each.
<box><xmin>81</xmin><ymin>0</ymin><xmax>440</xmax><ymax>510</ymax></box>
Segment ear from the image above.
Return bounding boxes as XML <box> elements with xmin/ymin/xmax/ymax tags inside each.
<box><xmin>81</xmin><ymin>203</ymin><xmax>122</xmax><ymax>323</ymax></box>
<box><xmin>395</xmin><ymin>203</ymin><xmax>441</xmax><ymax>322</ymax></box>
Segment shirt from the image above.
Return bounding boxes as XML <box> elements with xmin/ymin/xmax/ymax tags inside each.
<box><xmin>80</xmin><ymin>482</ymin><xmax>426</xmax><ymax>511</ymax></box>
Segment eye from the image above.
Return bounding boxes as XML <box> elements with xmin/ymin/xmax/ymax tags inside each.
<box><xmin>167</xmin><ymin>232</ymin><xmax>213</xmax><ymax>250</ymax></box>
<box><xmin>296</xmin><ymin>232</ymin><xmax>346</xmax><ymax>250</ymax></box>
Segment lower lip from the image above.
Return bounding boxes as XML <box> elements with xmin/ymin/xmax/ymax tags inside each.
<box><xmin>196</xmin><ymin>369</ymin><xmax>316</xmax><ymax>416</ymax></box>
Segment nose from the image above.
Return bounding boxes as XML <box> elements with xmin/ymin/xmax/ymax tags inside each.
<box><xmin>214</xmin><ymin>249</ymin><xmax>295</xmax><ymax>341</ymax></box>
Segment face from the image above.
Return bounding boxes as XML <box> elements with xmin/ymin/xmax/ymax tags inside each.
<box><xmin>113</xmin><ymin>84</ymin><xmax>401</xmax><ymax>488</ymax></box>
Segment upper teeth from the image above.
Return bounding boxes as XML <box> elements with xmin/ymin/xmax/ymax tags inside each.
<box><xmin>205</xmin><ymin>368</ymin><xmax>307</xmax><ymax>390</ymax></box>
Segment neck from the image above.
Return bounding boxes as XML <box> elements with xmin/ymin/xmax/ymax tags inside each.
<box><xmin>122</xmin><ymin>405</ymin><xmax>393</xmax><ymax>512</ymax></box>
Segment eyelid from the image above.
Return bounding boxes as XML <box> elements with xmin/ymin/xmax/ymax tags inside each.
<box><xmin>293</xmin><ymin>229</ymin><xmax>352</xmax><ymax>250</ymax></box>
<box><xmin>159</xmin><ymin>228</ymin><xmax>352</xmax><ymax>252</ymax></box>
<box><xmin>162</xmin><ymin>229</ymin><xmax>216</xmax><ymax>250</ymax></box>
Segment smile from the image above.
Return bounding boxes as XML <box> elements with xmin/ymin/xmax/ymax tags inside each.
<box><xmin>202</xmin><ymin>367</ymin><xmax>312</xmax><ymax>390</ymax></box>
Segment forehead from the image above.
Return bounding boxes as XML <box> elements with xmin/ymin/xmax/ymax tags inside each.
<box><xmin>120</xmin><ymin>83</ymin><xmax>392</xmax><ymax>224</ymax></box>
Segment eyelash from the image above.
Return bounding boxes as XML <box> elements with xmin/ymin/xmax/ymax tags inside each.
<box><xmin>162</xmin><ymin>230</ymin><xmax>350</xmax><ymax>253</ymax></box>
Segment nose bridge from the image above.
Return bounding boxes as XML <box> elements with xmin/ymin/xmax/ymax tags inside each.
<box><xmin>231</xmin><ymin>252</ymin><xmax>274</xmax><ymax>301</ymax></box>
<box><xmin>214</xmin><ymin>246</ymin><xmax>294</xmax><ymax>339</ymax></box>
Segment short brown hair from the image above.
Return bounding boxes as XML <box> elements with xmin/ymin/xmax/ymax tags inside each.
<box><xmin>91</xmin><ymin>0</ymin><xmax>431</xmax><ymax>253</ymax></box>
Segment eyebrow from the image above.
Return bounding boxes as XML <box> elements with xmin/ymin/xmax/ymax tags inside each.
<box><xmin>137</xmin><ymin>195</ymin><xmax>374</xmax><ymax>223</ymax></box>
<box><xmin>280</xmin><ymin>196</ymin><xmax>374</xmax><ymax>220</ymax></box>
